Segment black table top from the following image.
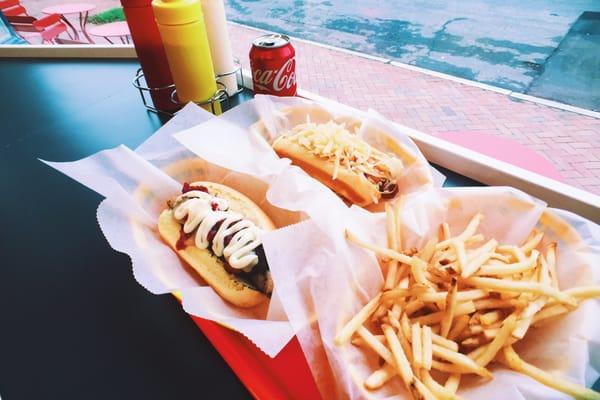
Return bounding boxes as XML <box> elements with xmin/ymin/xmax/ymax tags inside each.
<box><xmin>0</xmin><ymin>58</ymin><xmax>252</xmax><ymax>399</ymax></box>
<box><xmin>2</xmin><ymin>56</ymin><xmax>595</xmax><ymax>399</ymax></box>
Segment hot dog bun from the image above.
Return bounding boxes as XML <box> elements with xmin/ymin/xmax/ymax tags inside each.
<box><xmin>272</xmin><ymin>138</ymin><xmax>379</xmax><ymax>206</ymax></box>
<box><xmin>158</xmin><ymin>182</ymin><xmax>275</xmax><ymax>308</ymax></box>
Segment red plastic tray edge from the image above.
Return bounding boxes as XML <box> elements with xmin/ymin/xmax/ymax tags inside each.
<box><xmin>190</xmin><ymin>316</ymin><xmax>322</xmax><ymax>400</ymax></box>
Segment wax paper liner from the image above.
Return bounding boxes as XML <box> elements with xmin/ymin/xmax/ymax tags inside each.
<box><xmin>42</xmin><ymin>103</ymin><xmax>343</xmax><ymax>357</ymax></box>
<box><xmin>263</xmin><ymin>185</ymin><xmax>600</xmax><ymax>399</ymax></box>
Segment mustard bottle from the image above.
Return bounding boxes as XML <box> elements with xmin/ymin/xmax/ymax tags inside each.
<box><xmin>152</xmin><ymin>0</ymin><xmax>221</xmax><ymax>114</ymax></box>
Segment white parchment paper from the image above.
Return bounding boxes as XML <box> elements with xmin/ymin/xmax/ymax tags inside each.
<box><xmin>263</xmin><ymin>186</ymin><xmax>600</xmax><ymax>399</ymax></box>
<box><xmin>43</xmin><ymin>103</ymin><xmax>338</xmax><ymax>357</ymax></box>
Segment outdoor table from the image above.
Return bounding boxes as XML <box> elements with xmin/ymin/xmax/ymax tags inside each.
<box><xmin>41</xmin><ymin>2</ymin><xmax>95</xmax><ymax>43</ymax></box>
<box><xmin>88</xmin><ymin>21</ymin><xmax>131</xmax><ymax>44</ymax></box>
<box><xmin>436</xmin><ymin>132</ymin><xmax>564</xmax><ymax>182</ymax></box>
<box><xmin>1</xmin><ymin>49</ymin><xmax>598</xmax><ymax>399</ymax></box>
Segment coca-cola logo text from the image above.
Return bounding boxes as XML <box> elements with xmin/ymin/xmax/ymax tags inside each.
<box><xmin>253</xmin><ymin>58</ymin><xmax>296</xmax><ymax>93</ymax></box>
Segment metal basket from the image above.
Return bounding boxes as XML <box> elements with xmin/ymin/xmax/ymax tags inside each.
<box><xmin>132</xmin><ymin>58</ymin><xmax>244</xmax><ymax>116</ymax></box>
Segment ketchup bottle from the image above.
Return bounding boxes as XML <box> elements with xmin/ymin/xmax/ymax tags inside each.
<box><xmin>121</xmin><ymin>0</ymin><xmax>179</xmax><ymax>113</ymax></box>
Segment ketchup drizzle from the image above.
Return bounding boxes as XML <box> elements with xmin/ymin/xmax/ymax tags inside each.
<box><xmin>176</xmin><ymin>227</ymin><xmax>191</xmax><ymax>250</ymax></box>
<box><xmin>182</xmin><ymin>182</ymin><xmax>208</xmax><ymax>194</ymax></box>
<box><xmin>224</xmin><ymin>233</ymin><xmax>235</xmax><ymax>247</ymax></box>
<box><xmin>206</xmin><ymin>219</ymin><xmax>225</xmax><ymax>245</ymax></box>
<box><xmin>223</xmin><ymin>220</ymin><xmax>240</xmax><ymax>247</ymax></box>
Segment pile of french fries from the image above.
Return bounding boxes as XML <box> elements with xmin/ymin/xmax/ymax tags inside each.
<box><xmin>335</xmin><ymin>200</ymin><xmax>600</xmax><ymax>400</ymax></box>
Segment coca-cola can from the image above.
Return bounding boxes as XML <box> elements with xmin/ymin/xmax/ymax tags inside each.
<box><xmin>249</xmin><ymin>34</ymin><xmax>297</xmax><ymax>96</ymax></box>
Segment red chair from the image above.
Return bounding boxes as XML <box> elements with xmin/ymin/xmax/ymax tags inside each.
<box><xmin>33</xmin><ymin>13</ymin><xmax>67</xmax><ymax>43</ymax></box>
<box><xmin>0</xmin><ymin>0</ymin><xmax>27</xmax><ymax>16</ymax></box>
<box><xmin>7</xmin><ymin>13</ymin><xmax>68</xmax><ymax>43</ymax></box>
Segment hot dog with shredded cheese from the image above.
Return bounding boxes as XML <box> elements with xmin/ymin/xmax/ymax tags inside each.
<box><xmin>272</xmin><ymin>120</ymin><xmax>403</xmax><ymax>206</ymax></box>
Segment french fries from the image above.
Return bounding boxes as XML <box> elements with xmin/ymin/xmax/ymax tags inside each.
<box><xmin>337</xmin><ymin>210</ymin><xmax>600</xmax><ymax>399</ymax></box>
<box><xmin>334</xmin><ymin>293</ymin><xmax>382</xmax><ymax>345</ymax></box>
<box><xmin>412</xmin><ymin>323</ymin><xmax>423</xmax><ymax>369</ymax></box>
<box><xmin>385</xmin><ymin>202</ymin><xmax>400</xmax><ymax>289</ymax></box>
<box><xmin>383</xmin><ymin>324</ymin><xmax>414</xmax><ymax>388</ymax></box>
<box><xmin>447</xmin><ymin>315</ymin><xmax>470</xmax><ymax>341</ymax></box>
<box><xmin>440</xmin><ymin>279</ymin><xmax>458</xmax><ymax>337</ymax></box>
<box><xmin>501</xmin><ymin>346</ymin><xmax>600</xmax><ymax>400</ymax></box>
<box><xmin>422</xmin><ymin>325</ymin><xmax>433</xmax><ymax>370</ymax></box>
<box><xmin>475</xmin><ymin>314</ymin><xmax>517</xmax><ymax>367</ymax></box>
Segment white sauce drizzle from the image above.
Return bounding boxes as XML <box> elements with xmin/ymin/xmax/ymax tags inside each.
<box><xmin>172</xmin><ymin>190</ymin><xmax>262</xmax><ymax>271</ymax></box>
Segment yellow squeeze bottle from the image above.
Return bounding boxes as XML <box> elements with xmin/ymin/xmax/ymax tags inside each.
<box><xmin>152</xmin><ymin>0</ymin><xmax>221</xmax><ymax>114</ymax></box>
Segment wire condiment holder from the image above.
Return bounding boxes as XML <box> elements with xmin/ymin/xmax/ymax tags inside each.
<box><xmin>132</xmin><ymin>58</ymin><xmax>245</xmax><ymax>116</ymax></box>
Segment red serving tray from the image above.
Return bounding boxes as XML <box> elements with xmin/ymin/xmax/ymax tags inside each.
<box><xmin>191</xmin><ymin>316</ymin><xmax>322</xmax><ymax>399</ymax></box>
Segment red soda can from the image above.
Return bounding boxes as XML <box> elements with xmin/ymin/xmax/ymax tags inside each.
<box><xmin>249</xmin><ymin>34</ymin><xmax>297</xmax><ymax>96</ymax></box>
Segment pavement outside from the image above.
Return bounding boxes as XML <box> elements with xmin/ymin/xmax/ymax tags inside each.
<box><xmin>527</xmin><ymin>11</ymin><xmax>600</xmax><ymax>110</ymax></box>
<box><xmin>225</xmin><ymin>0</ymin><xmax>600</xmax><ymax>111</ymax></box>
<box><xmin>13</xmin><ymin>0</ymin><xmax>600</xmax><ymax>195</ymax></box>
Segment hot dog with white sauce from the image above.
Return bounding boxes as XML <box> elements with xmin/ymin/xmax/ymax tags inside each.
<box><xmin>158</xmin><ymin>182</ymin><xmax>274</xmax><ymax>308</ymax></box>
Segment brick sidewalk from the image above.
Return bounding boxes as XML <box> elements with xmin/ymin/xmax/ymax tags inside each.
<box><xmin>228</xmin><ymin>24</ymin><xmax>600</xmax><ymax>195</ymax></box>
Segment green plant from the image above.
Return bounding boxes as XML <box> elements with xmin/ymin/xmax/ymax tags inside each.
<box><xmin>88</xmin><ymin>7</ymin><xmax>126</xmax><ymax>25</ymax></box>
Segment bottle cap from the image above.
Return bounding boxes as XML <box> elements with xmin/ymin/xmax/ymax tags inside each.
<box><xmin>152</xmin><ymin>0</ymin><xmax>202</xmax><ymax>25</ymax></box>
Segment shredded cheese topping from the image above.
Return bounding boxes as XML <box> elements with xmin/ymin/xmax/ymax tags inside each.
<box><xmin>275</xmin><ymin>120</ymin><xmax>404</xmax><ymax>185</ymax></box>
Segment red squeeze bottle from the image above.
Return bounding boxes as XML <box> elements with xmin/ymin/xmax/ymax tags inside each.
<box><xmin>121</xmin><ymin>0</ymin><xmax>179</xmax><ymax>113</ymax></box>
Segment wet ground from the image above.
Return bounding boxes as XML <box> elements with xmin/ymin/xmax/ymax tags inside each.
<box><xmin>226</xmin><ymin>0</ymin><xmax>600</xmax><ymax>110</ymax></box>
